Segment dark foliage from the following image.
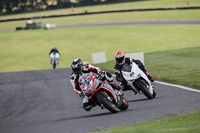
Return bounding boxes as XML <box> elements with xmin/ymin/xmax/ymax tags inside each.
<box><xmin>0</xmin><ymin>0</ymin><xmax>144</xmax><ymax>15</ymax></box>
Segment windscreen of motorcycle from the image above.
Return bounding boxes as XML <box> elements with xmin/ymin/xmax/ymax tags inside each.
<box><xmin>122</xmin><ymin>62</ymin><xmax>140</xmax><ymax>81</ymax></box>
<box><xmin>50</xmin><ymin>52</ymin><xmax>60</xmax><ymax>60</ymax></box>
<box><xmin>123</xmin><ymin>63</ymin><xmax>132</xmax><ymax>72</ymax></box>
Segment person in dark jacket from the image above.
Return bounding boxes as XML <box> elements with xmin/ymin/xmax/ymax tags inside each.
<box><xmin>114</xmin><ymin>51</ymin><xmax>154</xmax><ymax>91</ymax></box>
<box><xmin>49</xmin><ymin>47</ymin><xmax>60</xmax><ymax>55</ymax></box>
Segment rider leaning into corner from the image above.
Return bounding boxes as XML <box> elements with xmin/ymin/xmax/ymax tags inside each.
<box><xmin>114</xmin><ymin>51</ymin><xmax>155</xmax><ymax>92</ymax></box>
<box><xmin>70</xmin><ymin>58</ymin><xmax>122</xmax><ymax>111</ymax></box>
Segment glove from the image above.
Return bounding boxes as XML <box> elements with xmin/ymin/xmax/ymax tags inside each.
<box><xmin>121</xmin><ymin>85</ymin><xmax>126</xmax><ymax>91</ymax></box>
<box><xmin>147</xmin><ymin>75</ymin><xmax>155</xmax><ymax>82</ymax></box>
<box><xmin>79</xmin><ymin>92</ymin><xmax>85</xmax><ymax>99</ymax></box>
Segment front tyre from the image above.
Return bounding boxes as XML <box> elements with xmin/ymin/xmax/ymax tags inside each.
<box><xmin>153</xmin><ymin>89</ymin><xmax>156</xmax><ymax>98</ymax></box>
<box><xmin>118</xmin><ymin>96</ymin><xmax>129</xmax><ymax>111</ymax></box>
<box><xmin>136</xmin><ymin>80</ymin><xmax>153</xmax><ymax>99</ymax></box>
<box><xmin>96</xmin><ymin>92</ymin><xmax>119</xmax><ymax>113</ymax></box>
<box><xmin>53</xmin><ymin>61</ymin><xmax>56</xmax><ymax>69</ymax></box>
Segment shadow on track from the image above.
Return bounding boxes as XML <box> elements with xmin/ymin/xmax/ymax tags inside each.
<box><xmin>128</xmin><ymin>98</ymin><xmax>149</xmax><ymax>103</ymax></box>
<box><xmin>127</xmin><ymin>96</ymin><xmax>161</xmax><ymax>103</ymax></box>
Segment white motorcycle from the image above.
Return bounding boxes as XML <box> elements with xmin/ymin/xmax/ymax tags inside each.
<box><xmin>49</xmin><ymin>52</ymin><xmax>60</xmax><ymax>69</ymax></box>
<box><xmin>121</xmin><ymin>62</ymin><xmax>156</xmax><ymax>99</ymax></box>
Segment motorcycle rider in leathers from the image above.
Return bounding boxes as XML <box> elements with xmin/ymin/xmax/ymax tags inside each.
<box><xmin>70</xmin><ymin>58</ymin><xmax>121</xmax><ymax>111</ymax></box>
<box><xmin>49</xmin><ymin>46</ymin><xmax>60</xmax><ymax>56</ymax></box>
<box><xmin>49</xmin><ymin>47</ymin><xmax>60</xmax><ymax>63</ymax></box>
<box><xmin>114</xmin><ymin>51</ymin><xmax>155</xmax><ymax>92</ymax></box>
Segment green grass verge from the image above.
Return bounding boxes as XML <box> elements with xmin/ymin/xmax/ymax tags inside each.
<box><xmin>0</xmin><ymin>25</ymin><xmax>199</xmax><ymax>89</ymax></box>
<box><xmin>91</xmin><ymin>111</ymin><xmax>200</xmax><ymax>133</ymax></box>
<box><xmin>1</xmin><ymin>9</ymin><xmax>200</xmax><ymax>30</ymax></box>
<box><xmin>1</xmin><ymin>0</ymin><xmax>200</xmax><ymax>20</ymax></box>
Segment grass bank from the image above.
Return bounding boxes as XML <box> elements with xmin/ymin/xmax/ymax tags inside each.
<box><xmin>92</xmin><ymin>111</ymin><xmax>200</xmax><ymax>133</ymax></box>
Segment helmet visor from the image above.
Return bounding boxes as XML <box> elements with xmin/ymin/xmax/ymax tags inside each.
<box><xmin>116</xmin><ymin>57</ymin><xmax>125</xmax><ymax>65</ymax></box>
<box><xmin>72</xmin><ymin>67</ymin><xmax>81</xmax><ymax>74</ymax></box>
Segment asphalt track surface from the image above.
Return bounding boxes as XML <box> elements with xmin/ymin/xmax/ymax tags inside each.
<box><xmin>0</xmin><ymin>68</ymin><xmax>200</xmax><ymax>133</ymax></box>
<box><xmin>56</xmin><ymin>20</ymin><xmax>200</xmax><ymax>28</ymax></box>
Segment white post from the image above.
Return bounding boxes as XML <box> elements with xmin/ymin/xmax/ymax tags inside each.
<box><xmin>92</xmin><ymin>51</ymin><xmax>107</xmax><ymax>64</ymax></box>
<box><xmin>125</xmin><ymin>52</ymin><xmax>145</xmax><ymax>64</ymax></box>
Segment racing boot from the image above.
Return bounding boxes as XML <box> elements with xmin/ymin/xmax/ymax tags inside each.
<box><xmin>83</xmin><ymin>103</ymin><xmax>93</xmax><ymax>111</ymax></box>
<box><xmin>83</xmin><ymin>96</ymin><xmax>95</xmax><ymax>111</ymax></box>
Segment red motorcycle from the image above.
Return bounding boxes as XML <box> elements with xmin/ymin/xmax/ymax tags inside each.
<box><xmin>80</xmin><ymin>73</ymin><xmax>129</xmax><ymax>113</ymax></box>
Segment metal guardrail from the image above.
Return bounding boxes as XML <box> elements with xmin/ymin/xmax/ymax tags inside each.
<box><xmin>0</xmin><ymin>6</ymin><xmax>200</xmax><ymax>23</ymax></box>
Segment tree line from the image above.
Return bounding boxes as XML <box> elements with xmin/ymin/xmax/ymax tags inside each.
<box><xmin>0</xmin><ymin>0</ymin><xmax>141</xmax><ymax>15</ymax></box>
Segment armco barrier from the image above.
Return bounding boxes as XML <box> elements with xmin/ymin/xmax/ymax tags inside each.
<box><xmin>0</xmin><ymin>6</ymin><xmax>200</xmax><ymax>23</ymax></box>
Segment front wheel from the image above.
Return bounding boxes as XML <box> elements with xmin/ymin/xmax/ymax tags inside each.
<box><xmin>53</xmin><ymin>61</ymin><xmax>56</xmax><ymax>69</ymax></box>
<box><xmin>96</xmin><ymin>92</ymin><xmax>119</xmax><ymax>113</ymax></box>
<box><xmin>118</xmin><ymin>96</ymin><xmax>129</xmax><ymax>111</ymax></box>
<box><xmin>136</xmin><ymin>80</ymin><xmax>153</xmax><ymax>99</ymax></box>
<box><xmin>153</xmin><ymin>89</ymin><xmax>156</xmax><ymax>98</ymax></box>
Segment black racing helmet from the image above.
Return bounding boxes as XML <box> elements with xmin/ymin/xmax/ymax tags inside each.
<box><xmin>71</xmin><ymin>58</ymin><xmax>83</xmax><ymax>74</ymax></box>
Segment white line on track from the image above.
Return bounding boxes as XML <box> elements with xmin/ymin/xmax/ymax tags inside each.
<box><xmin>155</xmin><ymin>81</ymin><xmax>200</xmax><ymax>93</ymax></box>
<box><xmin>113</xmin><ymin>75</ymin><xmax>200</xmax><ymax>93</ymax></box>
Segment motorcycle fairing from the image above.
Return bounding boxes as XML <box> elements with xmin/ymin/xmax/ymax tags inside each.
<box><xmin>122</xmin><ymin>63</ymin><xmax>132</xmax><ymax>72</ymax></box>
<box><xmin>102</xmin><ymin>82</ymin><xmax>117</xmax><ymax>101</ymax></box>
<box><xmin>87</xmin><ymin>80</ymin><xmax>117</xmax><ymax>103</ymax></box>
<box><xmin>122</xmin><ymin>62</ymin><xmax>153</xmax><ymax>94</ymax></box>
<box><xmin>122</xmin><ymin>62</ymin><xmax>140</xmax><ymax>81</ymax></box>
<box><xmin>50</xmin><ymin>52</ymin><xmax>60</xmax><ymax>65</ymax></box>
<box><xmin>91</xmin><ymin>81</ymin><xmax>117</xmax><ymax>103</ymax></box>
<box><xmin>80</xmin><ymin>74</ymin><xmax>118</xmax><ymax>104</ymax></box>
<box><xmin>81</xmin><ymin>75</ymin><xmax>97</xmax><ymax>97</ymax></box>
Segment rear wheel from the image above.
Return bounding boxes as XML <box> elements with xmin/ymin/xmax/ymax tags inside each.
<box><xmin>96</xmin><ymin>92</ymin><xmax>119</xmax><ymax>113</ymax></box>
<box><xmin>136</xmin><ymin>80</ymin><xmax>153</xmax><ymax>99</ymax></box>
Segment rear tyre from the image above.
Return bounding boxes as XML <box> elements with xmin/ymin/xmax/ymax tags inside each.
<box><xmin>96</xmin><ymin>92</ymin><xmax>119</xmax><ymax>113</ymax></box>
<box><xmin>136</xmin><ymin>80</ymin><xmax>153</xmax><ymax>99</ymax></box>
